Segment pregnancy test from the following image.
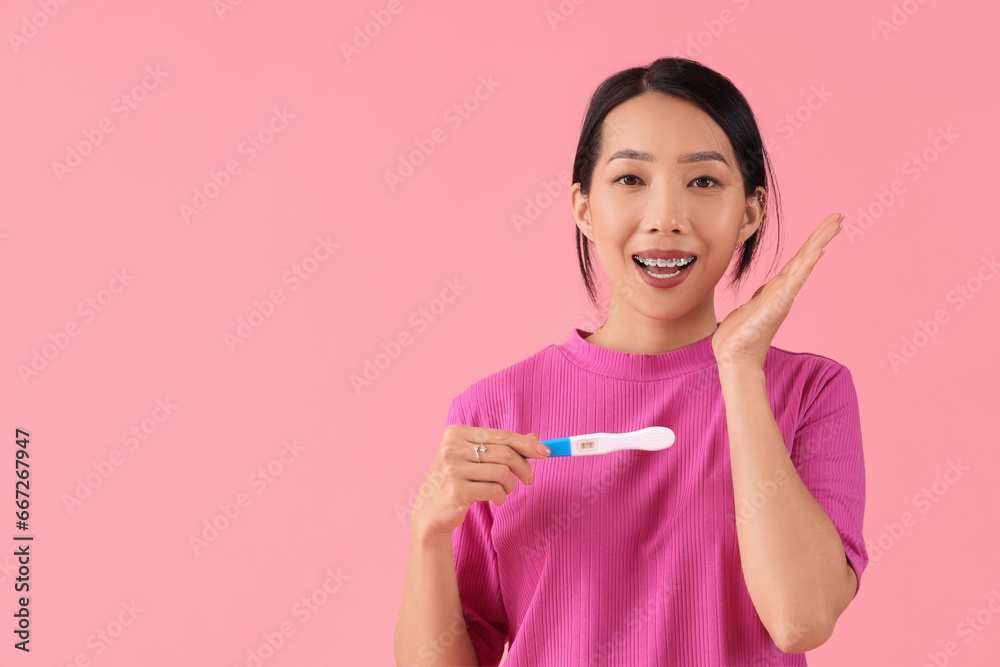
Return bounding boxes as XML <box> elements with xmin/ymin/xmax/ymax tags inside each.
<box><xmin>540</xmin><ymin>426</ymin><xmax>675</xmax><ymax>457</ymax></box>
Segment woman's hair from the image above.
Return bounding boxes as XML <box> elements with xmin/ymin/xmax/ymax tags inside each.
<box><xmin>572</xmin><ymin>57</ymin><xmax>783</xmax><ymax>309</ymax></box>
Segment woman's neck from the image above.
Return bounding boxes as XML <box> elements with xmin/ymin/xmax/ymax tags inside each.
<box><xmin>584</xmin><ymin>309</ymin><xmax>719</xmax><ymax>355</ymax></box>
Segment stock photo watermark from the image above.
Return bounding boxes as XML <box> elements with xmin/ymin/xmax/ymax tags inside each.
<box><xmin>395</xmin><ymin>467</ymin><xmax>444</xmax><ymax>524</ymax></box>
<box><xmin>17</xmin><ymin>267</ymin><xmax>135</xmax><ymax>386</ymax></box>
<box><xmin>548</xmin><ymin>0</ymin><xmax>753</xmax><ymax>43</ymax></box>
<box><xmin>771</xmin><ymin>85</ymin><xmax>833</xmax><ymax>143</ymax></box>
<box><xmin>0</xmin><ymin>556</ymin><xmax>19</xmax><ymax>586</ymax></box>
<box><xmin>232</xmin><ymin>567</ymin><xmax>349</xmax><ymax>666</ymax></box>
<box><xmin>734</xmin><ymin>468</ymin><xmax>790</xmax><ymax>528</ymax></box>
<box><xmin>844</xmin><ymin>125</ymin><xmax>958</xmax><ymax>243</ymax></box>
<box><xmin>384</xmin><ymin>75</ymin><xmax>501</xmax><ymax>193</ymax></box>
<box><xmin>180</xmin><ymin>106</ymin><xmax>295</xmax><ymax>223</ymax></box>
<box><xmin>519</xmin><ymin>452</ymin><xmax>641</xmax><ymax>562</ymax></box>
<box><xmin>887</xmin><ymin>253</ymin><xmax>997</xmax><ymax>372</ymax></box>
<box><xmin>545</xmin><ymin>0</ymin><xmax>590</xmax><ymax>30</ymax></box>
<box><xmin>8</xmin><ymin>0</ymin><xmax>74</xmax><ymax>54</ymax></box>
<box><xmin>592</xmin><ymin>579</ymin><xmax>683</xmax><ymax>667</ymax></box>
<box><xmin>864</xmin><ymin>458</ymin><xmax>969</xmax><ymax>563</ymax></box>
<box><xmin>51</xmin><ymin>65</ymin><xmax>168</xmax><ymax>182</ymax></box>
<box><xmin>665</xmin><ymin>0</ymin><xmax>753</xmax><ymax>58</ymax></box>
<box><xmin>188</xmin><ymin>439</ymin><xmax>306</xmax><ymax>556</ymax></box>
<box><xmin>511</xmin><ymin>169</ymin><xmax>572</xmax><ymax>234</ymax></box>
<box><xmin>409</xmin><ymin>610</ymin><xmax>473</xmax><ymax>664</ymax></box>
<box><xmin>340</xmin><ymin>0</ymin><xmax>415</xmax><ymax>63</ymax></box>
<box><xmin>56</xmin><ymin>600</ymin><xmax>144</xmax><ymax>667</ymax></box>
<box><xmin>877</xmin><ymin>0</ymin><xmax>932</xmax><ymax>40</ymax></box>
<box><xmin>920</xmin><ymin>588</ymin><xmax>1000</xmax><ymax>667</ymax></box>
<box><xmin>61</xmin><ymin>398</ymin><xmax>178</xmax><ymax>514</ymax></box>
<box><xmin>223</xmin><ymin>235</ymin><xmax>340</xmax><ymax>352</ymax></box>
<box><xmin>213</xmin><ymin>0</ymin><xmax>252</xmax><ymax>21</ymax></box>
<box><xmin>350</xmin><ymin>277</ymin><xmax>468</xmax><ymax>395</ymax></box>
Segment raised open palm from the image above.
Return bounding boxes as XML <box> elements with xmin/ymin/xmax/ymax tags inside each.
<box><xmin>712</xmin><ymin>212</ymin><xmax>845</xmax><ymax>369</ymax></box>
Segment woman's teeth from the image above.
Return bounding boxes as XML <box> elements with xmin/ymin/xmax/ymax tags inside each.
<box><xmin>633</xmin><ymin>255</ymin><xmax>696</xmax><ymax>279</ymax></box>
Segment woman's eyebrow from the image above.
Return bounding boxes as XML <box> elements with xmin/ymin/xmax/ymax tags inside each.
<box><xmin>606</xmin><ymin>149</ymin><xmax>730</xmax><ymax>167</ymax></box>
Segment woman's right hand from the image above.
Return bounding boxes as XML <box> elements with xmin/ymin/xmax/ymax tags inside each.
<box><xmin>410</xmin><ymin>425</ymin><xmax>551</xmax><ymax>540</ymax></box>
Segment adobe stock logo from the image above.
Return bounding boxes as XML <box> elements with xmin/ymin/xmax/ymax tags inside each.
<box><xmin>350</xmin><ymin>277</ymin><xmax>468</xmax><ymax>395</ymax></box>
<box><xmin>17</xmin><ymin>268</ymin><xmax>135</xmax><ymax>385</ymax></box>
<box><xmin>877</xmin><ymin>0</ymin><xmax>931</xmax><ymax>41</ymax></box>
<box><xmin>843</xmin><ymin>126</ymin><xmax>959</xmax><ymax>243</ymax></box>
<box><xmin>213</xmin><ymin>0</ymin><xmax>250</xmax><ymax>21</ymax></box>
<box><xmin>189</xmin><ymin>439</ymin><xmax>306</xmax><ymax>556</ymax></box>
<box><xmin>61</xmin><ymin>398</ymin><xmax>178</xmax><ymax>514</ymax></box>
<box><xmin>8</xmin><ymin>0</ymin><xmax>74</xmax><ymax>54</ymax></box>
<box><xmin>180</xmin><ymin>106</ymin><xmax>295</xmax><ymax>224</ymax></box>
<box><xmin>383</xmin><ymin>76</ymin><xmax>501</xmax><ymax>193</ymax></box>
<box><xmin>864</xmin><ymin>459</ymin><xmax>969</xmax><ymax>564</ymax></box>
<box><xmin>511</xmin><ymin>169</ymin><xmax>572</xmax><ymax>234</ymax></box>
<box><xmin>339</xmin><ymin>0</ymin><xmax>415</xmax><ymax>63</ymax></box>
<box><xmin>921</xmin><ymin>588</ymin><xmax>1000</xmax><ymax>667</ymax></box>
<box><xmin>224</xmin><ymin>236</ymin><xmax>340</xmax><ymax>353</ymax></box>
<box><xmin>887</xmin><ymin>254</ymin><xmax>997</xmax><ymax>372</ymax></box>
<box><xmin>665</xmin><ymin>0</ymin><xmax>753</xmax><ymax>58</ymax></box>
<box><xmin>233</xmin><ymin>567</ymin><xmax>349</xmax><ymax>667</ymax></box>
<box><xmin>56</xmin><ymin>600</ymin><xmax>144</xmax><ymax>666</ymax></box>
<box><xmin>51</xmin><ymin>65</ymin><xmax>168</xmax><ymax>183</ymax></box>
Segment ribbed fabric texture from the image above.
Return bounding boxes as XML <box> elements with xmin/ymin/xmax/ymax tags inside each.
<box><xmin>446</xmin><ymin>328</ymin><xmax>868</xmax><ymax>667</ymax></box>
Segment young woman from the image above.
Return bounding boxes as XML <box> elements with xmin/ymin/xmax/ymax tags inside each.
<box><xmin>395</xmin><ymin>57</ymin><xmax>867</xmax><ymax>666</ymax></box>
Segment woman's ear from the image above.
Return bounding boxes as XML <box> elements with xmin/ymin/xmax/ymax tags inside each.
<box><xmin>737</xmin><ymin>187</ymin><xmax>766</xmax><ymax>245</ymax></box>
<box><xmin>572</xmin><ymin>182</ymin><xmax>594</xmax><ymax>243</ymax></box>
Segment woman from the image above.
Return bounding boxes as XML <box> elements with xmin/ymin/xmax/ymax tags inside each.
<box><xmin>395</xmin><ymin>57</ymin><xmax>867</xmax><ymax>666</ymax></box>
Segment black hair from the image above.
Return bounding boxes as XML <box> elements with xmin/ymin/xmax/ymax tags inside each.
<box><xmin>572</xmin><ymin>57</ymin><xmax>782</xmax><ymax>309</ymax></box>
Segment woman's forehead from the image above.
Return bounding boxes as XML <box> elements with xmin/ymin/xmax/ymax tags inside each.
<box><xmin>601</xmin><ymin>94</ymin><xmax>735</xmax><ymax>163</ymax></box>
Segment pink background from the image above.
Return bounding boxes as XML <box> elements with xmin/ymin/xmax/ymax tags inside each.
<box><xmin>1</xmin><ymin>0</ymin><xmax>997</xmax><ymax>665</ymax></box>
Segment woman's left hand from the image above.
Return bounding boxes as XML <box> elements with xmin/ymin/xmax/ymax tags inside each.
<box><xmin>712</xmin><ymin>212</ymin><xmax>844</xmax><ymax>370</ymax></box>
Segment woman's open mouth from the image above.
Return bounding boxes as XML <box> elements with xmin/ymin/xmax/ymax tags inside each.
<box><xmin>632</xmin><ymin>254</ymin><xmax>697</xmax><ymax>279</ymax></box>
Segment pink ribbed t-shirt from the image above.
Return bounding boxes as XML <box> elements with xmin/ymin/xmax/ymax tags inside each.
<box><xmin>445</xmin><ymin>327</ymin><xmax>867</xmax><ymax>666</ymax></box>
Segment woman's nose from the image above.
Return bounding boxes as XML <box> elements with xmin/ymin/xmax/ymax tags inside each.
<box><xmin>646</xmin><ymin>186</ymin><xmax>687</xmax><ymax>232</ymax></box>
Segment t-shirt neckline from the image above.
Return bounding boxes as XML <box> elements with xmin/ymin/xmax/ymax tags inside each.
<box><xmin>559</xmin><ymin>326</ymin><xmax>719</xmax><ymax>381</ymax></box>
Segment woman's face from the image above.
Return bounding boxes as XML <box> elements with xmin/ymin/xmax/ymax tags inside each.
<box><xmin>572</xmin><ymin>93</ymin><xmax>764</xmax><ymax>323</ymax></box>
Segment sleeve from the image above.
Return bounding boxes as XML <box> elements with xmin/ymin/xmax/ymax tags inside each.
<box><xmin>445</xmin><ymin>394</ymin><xmax>510</xmax><ymax>666</ymax></box>
<box><xmin>789</xmin><ymin>363</ymin><xmax>869</xmax><ymax>600</ymax></box>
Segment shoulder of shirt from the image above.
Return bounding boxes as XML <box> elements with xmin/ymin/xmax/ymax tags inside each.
<box><xmin>764</xmin><ymin>341</ymin><xmax>856</xmax><ymax>396</ymax></box>
<box><xmin>447</xmin><ymin>337</ymin><xmax>856</xmax><ymax>412</ymax></box>
<box><xmin>767</xmin><ymin>341</ymin><xmax>850</xmax><ymax>370</ymax></box>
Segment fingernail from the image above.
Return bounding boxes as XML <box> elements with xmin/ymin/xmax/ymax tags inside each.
<box><xmin>537</xmin><ymin>444</ymin><xmax>551</xmax><ymax>456</ymax></box>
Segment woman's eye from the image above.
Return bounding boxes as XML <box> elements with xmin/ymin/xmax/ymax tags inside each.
<box><xmin>614</xmin><ymin>175</ymin><xmax>719</xmax><ymax>187</ymax></box>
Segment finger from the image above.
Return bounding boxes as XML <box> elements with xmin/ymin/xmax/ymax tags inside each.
<box><xmin>779</xmin><ymin>213</ymin><xmax>843</xmax><ymax>279</ymax></box>
<box><xmin>463</xmin><ymin>426</ymin><xmax>550</xmax><ymax>460</ymax></box>
<box><xmin>784</xmin><ymin>244</ymin><xmax>827</xmax><ymax>296</ymax></box>
<box><xmin>808</xmin><ymin>212</ymin><xmax>844</xmax><ymax>251</ymax></box>
<box><xmin>793</xmin><ymin>212</ymin><xmax>842</xmax><ymax>259</ymax></box>
<box><xmin>480</xmin><ymin>445</ymin><xmax>537</xmax><ymax>486</ymax></box>
<box><xmin>463</xmin><ymin>445</ymin><xmax>534</xmax><ymax>489</ymax></box>
<box><xmin>787</xmin><ymin>249</ymin><xmax>823</xmax><ymax>298</ymax></box>
<box><xmin>457</xmin><ymin>429</ymin><xmax>540</xmax><ymax>486</ymax></box>
<box><xmin>465</xmin><ymin>479</ymin><xmax>514</xmax><ymax>507</ymax></box>
<box><xmin>811</xmin><ymin>211</ymin><xmax>844</xmax><ymax>239</ymax></box>
<box><xmin>463</xmin><ymin>461</ymin><xmax>517</xmax><ymax>495</ymax></box>
<box><xmin>765</xmin><ymin>245</ymin><xmax>823</xmax><ymax>314</ymax></box>
<box><xmin>746</xmin><ymin>213</ymin><xmax>843</xmax><ymax>330</ymax></box>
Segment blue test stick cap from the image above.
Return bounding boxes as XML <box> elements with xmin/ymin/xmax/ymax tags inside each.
<box><xmin>541</xmin><ymin>437</ymin><xmax>571</xmax><ymax>457</ymax></box>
